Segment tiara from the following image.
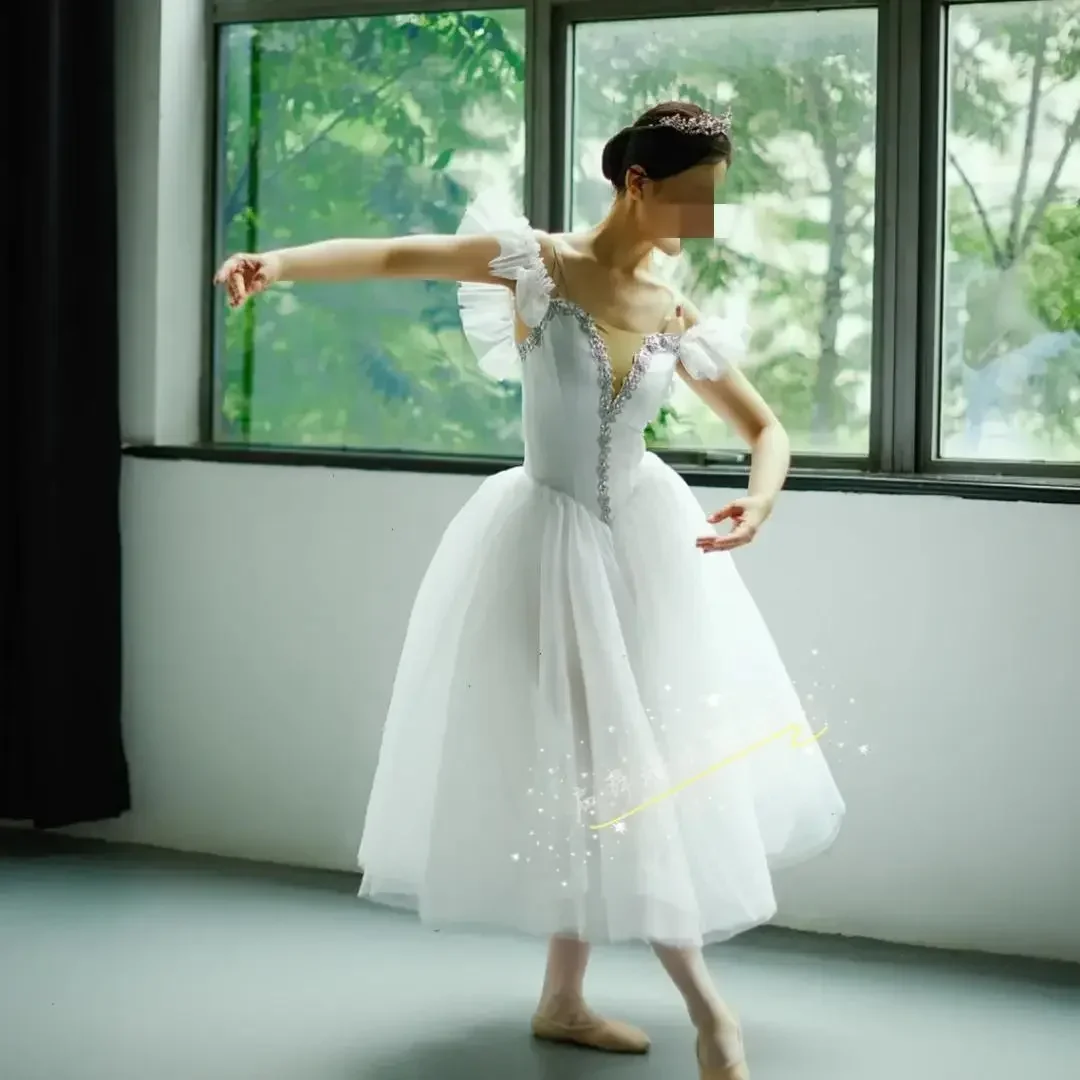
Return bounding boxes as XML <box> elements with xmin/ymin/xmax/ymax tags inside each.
<box><xmin>652</xmin><ymin>106</ymin><xmax>732</xmax><ymax>139</ymax></box>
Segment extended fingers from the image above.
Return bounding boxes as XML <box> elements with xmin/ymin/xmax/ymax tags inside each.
<box><xmin>228</xmin><ymin>272</ymin><xmax>247</xmax><ymax>307</ymax></box>
<box><xmin>214</xmin><ymin>255</ymin><xmax>261</xmax><ymax>307</ymax></box>
<box><xmin>213</xmin><ymin>254</ymin><xmax>242</xmax><ymax>285</ymax></box>
<box><xmin>696</xmin><ymin>523</ymin><xmax>755</xmax><ymax>552</ymax></box>
<box><xmin>707</xmin><ymin>502</ymin><xmax>742</xmax><ymax>524</ymax></box>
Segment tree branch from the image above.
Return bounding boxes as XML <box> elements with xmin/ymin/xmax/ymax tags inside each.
<box><xmin>223</xmin><ymin>73</ymin><xmax>401</xmax><ymax>228</ymax></box>
<box><xmin>1007</xmin><ymin>13</ymin><xmax>1052</xmax><ymax>260</ymax></box>
<box><xmin>1018</xmin><ymin>104</ymin><xmax>1080</xmax><ymax>253</ymax></box>
<box><xmin>223</xmin><ymin>18</ymin><xmax>400</xmax><ymax>228</ymax></box>
<box><xmin>948</xmin><ymin>150</ymin><xmax>1006</xmax><ymax>268</ymax></box>
<box><xmin>847</xmin><ymin>199</ymin><xmax>874</xmax><ymax>235</ymax></box>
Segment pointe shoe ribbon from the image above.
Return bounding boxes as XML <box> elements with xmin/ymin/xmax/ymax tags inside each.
<box><xmin>531</xmin><ymin>1012</ymin><xmax>651</xmax><ymax>1054</ymax></box>
<box><xmin>696</xmin><ymin>1031</ymin><xmax>750</xmax><ymax>1080</ymax></box>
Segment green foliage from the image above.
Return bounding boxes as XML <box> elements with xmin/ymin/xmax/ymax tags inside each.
<box><xmin>939</xmin><ymin>1</ymin><xmax>1080</xmax><ymax>457</ymax></box>
<box><xmin>215</xmin><ymin>4</ymin><xmax>1080</xmax><ymax>464</ymax></box>
<box><xmin>217</xmin><ymin>11</ymin><xmax>527</xmax><ymax>452</ymax></box>
<box><xmin>1027</xmin><ymin>205</ymin><xmax>1080</xmax><ymax>330</ymax></box>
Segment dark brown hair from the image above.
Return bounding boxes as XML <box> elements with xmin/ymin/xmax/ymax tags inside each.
<box><xmin>600</xmin><ymin>101</ymin><xmax>733</xmax><ymax>191</ymax></box>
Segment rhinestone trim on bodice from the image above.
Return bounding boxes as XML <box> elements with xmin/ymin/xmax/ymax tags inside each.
<box><xmin>519</xmin><ymin>301</ymin><xmax>679</xmax><ymax>524</ymax></box>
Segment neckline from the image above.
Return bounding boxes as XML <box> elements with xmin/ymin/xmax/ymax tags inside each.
<box><xmin>560</xmin><ymin>299</ymin><xmax>677</xmax><ymax>408</ymax></box>
<box><xmin>515</xmin><ymin>298</ymin><xmax>680</xmax><ymax>406</ymax></box>
<box><xmin>554</xmin><ymin>296</ymin><xmax>671</xmax><ymax>339</ymax></box>
<box><xmin>559</xmin><ymin>298</ymin><xmax>665</xmax><ymax>340</ymax></box>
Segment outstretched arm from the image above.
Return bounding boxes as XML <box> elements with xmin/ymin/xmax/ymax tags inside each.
<box><xmin>275</xmin><ymin>234</ymin><xmax>512</xmax><ymax>284</ymax></box>
<box><xmin>214</xmin><ymin>232</ymin><xmax>550</xmax><ymax>308</ymax></box>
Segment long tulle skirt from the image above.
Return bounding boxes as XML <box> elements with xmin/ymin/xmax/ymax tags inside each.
<box><xmin>358</xmin><ymin>453</ymin><xmax>844</xmax><ymax>946</ymax></box>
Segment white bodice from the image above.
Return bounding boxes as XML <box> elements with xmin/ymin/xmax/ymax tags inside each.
<box><xmin>456</xmin><ymin>193</ymin><xmax>742</xmax><ymax>525</ymax></box>
<box><xmin>518</xmin><ymin>301</ymin><xmax>678</xmax><ymax>523</ymax></box>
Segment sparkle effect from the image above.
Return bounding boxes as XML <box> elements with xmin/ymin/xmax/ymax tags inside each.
<box><xmin>589</xmin><ymin>721</ymin><xmax>828</xmax><ymax>831</ymax></box>
<box><xmin>513</xmin><ymin>647</ymin><xmax>858</xmax><ymax>875</ymax></box>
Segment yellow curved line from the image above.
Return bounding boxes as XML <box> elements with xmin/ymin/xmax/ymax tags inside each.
<box><xmin>589</xmin><ymin>723</ymin><xmax>829</xmax><ymax>831</ymax></box>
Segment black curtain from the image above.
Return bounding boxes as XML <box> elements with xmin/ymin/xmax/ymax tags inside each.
<box><xmin>1</xmin><ymin>0</ymin><xmax>130</xmax><ymax>827</ymax></box>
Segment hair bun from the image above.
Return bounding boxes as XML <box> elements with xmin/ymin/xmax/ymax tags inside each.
<box><xmin>601</xmin><ymin>127</ymin><xmax>633</xmax><ymax>184</ymax></box>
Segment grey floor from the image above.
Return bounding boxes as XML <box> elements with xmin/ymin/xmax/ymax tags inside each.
<box><xmin>1</xmin><ymin>836</ymin><xmax>1078</xmax><ymax>1080</ymax></box>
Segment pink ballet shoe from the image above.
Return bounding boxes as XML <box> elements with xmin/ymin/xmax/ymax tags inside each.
<box><xmin>531</xmin><ymin>1010</ymin><xmax>651</xmax><ymax>1054</ymax></box>
<box><xmin>696</xmin><ymin>1024</ymin><xmax>750</xmax><ymax>1080</ymax></box>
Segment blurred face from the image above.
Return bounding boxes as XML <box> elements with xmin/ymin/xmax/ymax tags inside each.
<box><xmin>626</xmin><ymin>160</ymin><xmax>728</xmax><ymax>255</ymax></box>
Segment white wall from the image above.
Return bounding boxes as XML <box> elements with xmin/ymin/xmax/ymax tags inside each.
<box><xmin>78</xmin><ymin>458</ymin><xmax>1080</xmax><ymax>963</ymax></box>
<box><xmin>98</xmin><ymin>0</ymin><xmax>1080</xmax><ymax>964</ymax></box>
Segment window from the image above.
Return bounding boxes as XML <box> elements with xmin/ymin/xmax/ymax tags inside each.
<box><xmin>939</xmin><ymin>0</ymin><xmax>1080</xmax><ymax>465</ymax></box>
<box><xmin>571</xmin><ymin>9</ymin><xmax>878</xmax><ymax>458</ymax></box>
<box><xmin>213</xmin><ymin>10</ymin><xmax>527</xmax><ymax>454</ymax></box>
<box><xmin>206</xmin><ymin>1</ymin><xmax>1080</xmax><ymax>495</ymax></box>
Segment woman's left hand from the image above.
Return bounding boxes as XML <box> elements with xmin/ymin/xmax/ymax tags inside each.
<box><xmin>697</xmin><ymin>495</ymin><xmax>774</xmax><ymax>553</ymax></box>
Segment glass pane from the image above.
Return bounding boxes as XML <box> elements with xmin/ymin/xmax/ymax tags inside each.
<box><xmin>940</xmin><ymin>0</ymin><xmax>1080</xmax><ymax>464</ymax></box>
<box><xmin>571</xmin><ymin>10</ymin><xmax>879</xmax><ymax>457</ymax></box>
<box><xmin>213</xmin><ymin>12</ymin><xmax>526</xmax><ymax>453</ymax></box>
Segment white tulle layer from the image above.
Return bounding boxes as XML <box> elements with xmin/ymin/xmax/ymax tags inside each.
<box><xmin>358</xmin><ymin>456</ymin><xmax>844</xmax><ymax>946</ymax></box>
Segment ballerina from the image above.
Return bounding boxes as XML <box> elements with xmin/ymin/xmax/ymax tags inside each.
<box><xmin>215</xmin><ymin>99</ymin><xmax>845</xmax><ymax>1080</ymax></box>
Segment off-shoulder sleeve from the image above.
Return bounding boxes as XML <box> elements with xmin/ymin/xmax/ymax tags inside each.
<box><xmin>678</xmin><ymin>315</ymin><xmax>748</xmax><ymax>381</ymax></box>
<box><xmin>456</xmin><ymin>190</ymin><xmax>554</xmax><ymax>381</ymax></box>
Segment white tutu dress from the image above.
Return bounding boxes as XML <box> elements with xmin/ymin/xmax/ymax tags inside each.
<box><xmin>358</xmin><ymin>194</ymin><xmax>844</xmax><ymax>947</ymax></box>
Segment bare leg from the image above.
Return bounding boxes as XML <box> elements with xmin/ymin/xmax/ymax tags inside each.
<box><xmin>531</xmin><ymin>934</ymin><xmax>651</xmax><ymax>1054</ymax></box>
<box><xmin>537</xmin><ymin>934</ymin><xmax>591</xmax><ymax>1019</ymax></box>
<box><xmin>653</xmin><ymin>943</ymin><xmax>748</xmax><ymax>1077</ymax></box>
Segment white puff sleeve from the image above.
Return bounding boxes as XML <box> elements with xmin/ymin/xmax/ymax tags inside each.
<box><xmin>456</xmin><ymin>190</ymin><xmax>553</xmax><ymax>381</ymax></box>
<box><xmin>678</xmin><ymin>315</ymin><xmax>748</xmax><ymax>381</ymax></box>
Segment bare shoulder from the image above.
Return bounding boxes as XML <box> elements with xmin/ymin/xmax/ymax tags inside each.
<box><xmin>532</xmin><ymin>229</ymin><xmax>563</xmax><ymax>278</ymax></box>
<box><xmin>640</xmin><ymin>275</ymin><xmax>699</xmax><ymax>326</ymax></box>
<box><xmin>542</xmin><ymin>230</ymin><xmax>595</xmax><ymax>260</ymax></box>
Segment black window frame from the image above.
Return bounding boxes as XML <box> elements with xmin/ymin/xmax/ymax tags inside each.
<box><xmin>152</xmin><ymin>0</ymin><xmax>1080</xmax><ymax>504</ymax></box>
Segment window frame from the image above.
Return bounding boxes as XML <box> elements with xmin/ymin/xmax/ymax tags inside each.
<box><xmin>192</xmin><ymin>0</ymin><xmax>1080</xmax><ymax>501</ymax></box>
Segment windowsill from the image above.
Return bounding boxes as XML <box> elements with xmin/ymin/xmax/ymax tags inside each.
<box><xmin>122</xmin><ymin>443</ymin><xmax>1080</xmax><ymax>504</ymax></box>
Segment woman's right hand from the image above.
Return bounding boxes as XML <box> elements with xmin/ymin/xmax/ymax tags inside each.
<box><xmin>213</xmin><ymin>251</ymin><xmax>283</xmax><ymax>308</ymax></box>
